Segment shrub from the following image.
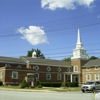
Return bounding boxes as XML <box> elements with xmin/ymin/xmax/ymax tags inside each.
<box><xmin>29</xmin><ymin>86</ymin><xmax>35</xmax><ymax>88</ymax></box>
<box><xmin>37</xmin><ymin>80</ymin><xmax>41</xmax><ymax>85</ymax></box>
<box><xmin>37</xmin><ymin>85</ymin><xmax>42</xmax><ymax>88</ymax></box>
<box><xmin>66</xmin><ymin>82</ymin><xmax>78</xmax><ymax>87</ymax></box>
<box><xmin>41</xmin><ymin>82</ymin><xmax>62</xmax><ymax>87</ymax></box>
<box><xmin>20</xmin><ymin>79</ymin><xmax>27</xmax><ymax>88</ymax></box>
<box><xmin>61</xmin><ymin>82</ymin><xmax>66</xmax><ymax>87</ymax></box>
<box><xmin>40</xmin><ymin>82</ymin><xmax>78</xmax><ymax>87</ymax></box>
<box><xmin>0</xmin><ymin>81</ymin><xmax>3</xmax><ymax>86</ymax></box>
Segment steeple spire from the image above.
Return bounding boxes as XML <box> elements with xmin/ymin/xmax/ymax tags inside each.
<box><xmin>71</xmin><ymin>29</ymin><xmax>89</xmax><ymax>60</ymax></box>
<box><xmin>76</xmin><ymin>29</ymin><xmax>83</xmax><ymax>49</ymax></box>
<box><xmin>77</xmin><ymin>28</ymin><xmax>81</xmax><ymax>44</ymax></box>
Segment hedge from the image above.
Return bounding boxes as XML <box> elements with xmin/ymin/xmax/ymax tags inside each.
<box><xmin>0</xmin><ymin>81</ymin><xmax>3</xmax><ymax>86</ymax></box>
<box><xmin>41</xmin><ymin>82</ymin><xmax>78</xmax><ymax>87</ymax></box>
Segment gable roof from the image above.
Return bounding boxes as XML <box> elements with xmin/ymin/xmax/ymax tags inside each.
<box><xmin>20</xmin><ymin>56</ymin><xmax>71</xmax><ymax>67</ymax></box>
<box><xmin>0</xmin><ymin>56</ymin><xmax>25</xmax><ymax>64</ymax></box>
<box><xmin>82</xmin><ymin>59</ymin><xmax>100</xmax><ymax>67</ymax></box>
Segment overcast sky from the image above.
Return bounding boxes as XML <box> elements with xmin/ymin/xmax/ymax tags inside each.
<box><xmin>0</xmin><ymin>0</ymin><xmax>100</xmax><ymax>60</ymax></box>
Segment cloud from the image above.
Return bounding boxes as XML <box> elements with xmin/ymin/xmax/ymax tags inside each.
<box><xmin>18</xmin><ymin>26</ymin><xmax>49</xmax><ymax>45</ymax></box>
<box><xmin>41</xmin><ymin>0</ymin><xmax>95</xmax><ymax>10</ymax></box>
<box><xmin>97</xmin><ymin>14</ymin><xmax>100</xmax><ymax>18</ymax></box>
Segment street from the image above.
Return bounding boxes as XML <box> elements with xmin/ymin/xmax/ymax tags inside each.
<box><xmin>0</xmin><ymin>90</ymin><xmax>95</xmax><ymax>100</ymax></box>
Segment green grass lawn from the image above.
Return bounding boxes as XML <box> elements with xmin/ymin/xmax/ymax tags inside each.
<box><xmin>0</xmin><ymin>86</ymin><xmax>81</xmax><ymax>92</ymax></box>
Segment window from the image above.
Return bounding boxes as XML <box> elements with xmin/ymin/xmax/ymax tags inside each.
<box><xmin>47</xmin><ymin>66</ymin><xmax>51</xmax><ymax>71</ymax></box>
<box><xmin>67</xmin><ymin>75</ymin><xmax>70</xmax><ymax>80</ymax></box>
<box><xmin>74</xmin><ymin>66</ymin><xmax>78</xmax><ymax>72</ymax></box>
<box><xmin>35</xmin><ymin>66</ymin><xmax>39</xmax><ymax>71</ymax></box>
<box><xmin>95</xmin><ymin>74</ymin><xmax>99</xmax><ymax>81</ymax></box>
<box><xmin>67</xmin><ymin>68</ymin><xmax>71</xmax><ymax>72</ymax></box>
<box><xmin>57</xmin><ymin>67</ymin><xmax>61</xmax><ymax>72</ymax></box>
<box><xmin>86</xmin><ymin>74</ymin><xmax>91</xmax><ymax>81</ymax></box>
<box><xmin>5</xmin><ymin>64</ymin><xmax>11</xmax><ymax>67</ymax></box>
<box><xmin>17</xmin><ymin>65</ymin><xmax>21</xmax><ymax>68</ymax></box>
<box><xmin>57</xmin><ymin>74</ymin><xmax>61</xmax><ymax>80</ymax></box>
<box><xmin>96</xmin><ymin>81</ymin><xmax>100</xmax><ymax>84</ymax></box>
<box><xmin>86</xmin><ymin>67</ymin><xmax>90</xmax><ymax>71</ymax></box>
<box><xmin>12</xmin><ymin>71</ymin><xmax>18</xmax><ymax>79</ymax></box>
<box><xmin>35</xmin><ymin>73</ymin><xmax>39</xmax><ymax>79</ymax></box>
<box><xmin>0</xmin><ymin>71</ymin><xmax>3</xmax><ymax>79</ymax></box>
<box><xmin>46</xmin><ymin>74</ymin><xmax>51</xmax><ymax>80</ymax></box>
<box><xmin>95</xmin><ymin>66</ymin><xmax>99</xmax><ymax>70</ymax></box>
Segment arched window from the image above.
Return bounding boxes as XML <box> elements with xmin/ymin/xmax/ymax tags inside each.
<box><xmin>74</xmin><ymin>66</ymin><xmax>78</xmax><ymax>72</ymax></box>
<box><xmin>86</xmin><ymin>74</ymin><xmax>91</xmax><ymax>81</ymax></box>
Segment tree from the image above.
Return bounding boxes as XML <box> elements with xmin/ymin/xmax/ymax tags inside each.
<box><xmin>20</xmin><ymin>79</ymin><xmax>27</xmax><ymax>88</ymax></box>
<box><xmin>27</xmin><ymin>48</ymin><xmax>45</xmax><ymax>58</ymax></box>
<box><xmin>62</xmin><ymin>57</ymin><xmax>71</xmax><ymax>62</ymax></box>
<box><xmin>89</xmin><ymin>56</ymin><xmax>98</xmax><ymax>60</ymax></box>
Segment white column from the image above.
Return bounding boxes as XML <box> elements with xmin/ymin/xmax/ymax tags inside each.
<box><xmin>63</xmin><ymin>74</ymin><xmax>65</xmax><ymax>82</ymax></box>
<box><xmin>71</xmin><ymin>74</ymin><xmax>73</xmax><ymax>82</ymax></box>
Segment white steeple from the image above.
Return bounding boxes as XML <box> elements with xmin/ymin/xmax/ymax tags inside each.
<box><xmin>71</xmin><ymin>29</ymin><xmax>89</xmax><ymax>60</ymax></box>
<box><xmin>32</xmin><ymin>51</ymin><xmax>37</xmax><ymax>58</ymax></box>
<box><xmin>76</xmin><ymin>29</ymin><xmax>83</xmax><ymax>49</ymax></box>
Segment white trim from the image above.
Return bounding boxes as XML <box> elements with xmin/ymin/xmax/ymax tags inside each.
<box><xmin>46</xmin><ymin>74</ymin><xmax>51</xmax><ymax>80</ymax></box>
<box><xmin>57</xmin><ymin>74</ymin><xmax>61</xmax><ymax>80</ymax></box>
<box><xmin>12</xmin><ymin>71</ymin><xmax>18</xmax><ymax>79</ymax></box>
<box><xmin>86</xmin><ymin>74</ymin><xmax>91</xmax><ymax>81</ymax></box>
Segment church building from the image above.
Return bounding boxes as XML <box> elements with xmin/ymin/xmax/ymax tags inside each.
<box><xmin>0</xmin><ymin>29</ymin><xmax>100</xmax><ymax>86</ymax></box>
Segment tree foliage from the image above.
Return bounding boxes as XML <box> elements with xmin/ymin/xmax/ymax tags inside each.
<box><xmin>89</xmin><ymin>56</ymin><xmax>98</xmax><ymax>60</ymax></box>
<box><xmin>62</xmin><ymin>57</ymin><xmax>71</xmax><ymax>62</ymax></box>
<box><xmin>27</xmin><ymin>48</ymin><xmax>45</xmax><ymax>58</ymax></box>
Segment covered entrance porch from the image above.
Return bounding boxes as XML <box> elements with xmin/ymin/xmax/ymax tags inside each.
<box><xmin>63</xmin><ymin>72</ymin><xmax>81</xmax><ymax>84</ymax></box>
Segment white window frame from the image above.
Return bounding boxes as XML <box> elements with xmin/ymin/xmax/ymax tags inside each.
<box><xmin>0</xmin><ymin>71</ymin><xmax>3</xmax><ymax>79</ymax></box>
<box><xmin>86</xmin><ymin>74</ymin><xmax>91</xmax><ymax>81</ymax></box>
<box><xmin>95</xmin><ymin>66</ymin><xmax>99</xmax><ymax>70</ymax></box>
<box><xmin>95</xmin><ymin>74</ymin><xmax>99</xmax><ymax>81</ymax></box>
<box><xmin>57</xmin><ymin>74</ymin><xmax>62</xmax><ymax>80</ymax></box>
<box><xmin>67</xmin><ymin>68</ymin><xmax>71</xmax><ymax>72</ymax></box>
<box><xmin>46</xmin><ymin>74</ymin><xmax>51</xmax><ymax>80</ymax></box>
<box><xmin>35</xmin><ymin>65</ymin><xmax>39</xmax><ymax>71</ymax></box>
<box><xmin>57</xmin><ymin>67</ymin><xmax>61</xmax><ymax>72</ymax></box>
<box><xmin>35</xmin><ymin>73</ymin><xmax>39</xmax><ymax>79</ymax></box>
<box><xmin>86</xmin><ymin>67</ymin><xmax>90</xmax><ymax>71</ymax></box>
<box><xmin>17</xmin><ymin>65</ymin><xmax>22</xmax><ymax>68</ymax></box>
<box><xmin>12</xmin><ymin>71</ymin><xmax>18</xmax><ymax>79</ymax></box>
<box><xmin>47</xmin><ymin>66</ymin><xmax>51</xmax><ymax>71</ymax></box>
<box><xmin>74</xmin><ymin>66</ymin><xmax>78</xmax><ymax>72</ymax></box>
<box><xmin>5</xmin><ymin>64</ymin><xmax>11</xmax><ymax>67</ymax></box>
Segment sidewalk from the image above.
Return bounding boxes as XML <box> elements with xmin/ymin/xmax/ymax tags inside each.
<box><xmin>0</xmin><ymin>87</ymin><xmax>57</xmax><ymax>92</ymax></box>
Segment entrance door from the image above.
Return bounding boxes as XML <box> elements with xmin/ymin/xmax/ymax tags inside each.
<box><xmin>74</xmin><ymin>76</ymin><xmax>78</xmax><ymax>82</ymax></box>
